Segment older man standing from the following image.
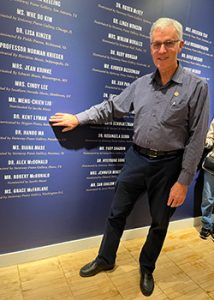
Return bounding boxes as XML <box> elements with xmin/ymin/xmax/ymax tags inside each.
<box><xmin>49</xmin><ymin>18</ymin><xmax>209</xmax><ymax>296</ymax></box>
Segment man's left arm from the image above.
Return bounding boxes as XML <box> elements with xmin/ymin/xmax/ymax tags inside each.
<box><xmin>168</xmin><ymin>80</ymin><xmax>210</xmax><ymax>207</ymax></box>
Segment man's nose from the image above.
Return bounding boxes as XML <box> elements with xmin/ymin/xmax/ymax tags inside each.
<box><xmin>158</xmin><ymin>44</ymin><xmax>167</xmax><ymax>53</ymax></box>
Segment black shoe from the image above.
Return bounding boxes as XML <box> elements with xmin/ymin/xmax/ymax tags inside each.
<box><xmin>140</xmin><ymin>272</ymin><xmax>154</xmax><ymax>297</ymax></box>
<box><xmin>79</xmin><ymin>259</ymin><xmax>115</xmax><ymax>277</ymax></box>
<box><xmin>200</xmin><ymin>227</ymin><xmax>210</xmax><ymax>239</ymax></box>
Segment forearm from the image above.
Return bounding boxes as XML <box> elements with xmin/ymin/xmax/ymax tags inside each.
<box><xmin>178</xmin><ymin>82</ymin><xmax>210</xmax><ymax>185</ymax></box>
<box><xmin>76</xmin><ymin>100</ymin><xmax>115</xmax><ymax>125</ymax></box>
<box><xmin>76</xmin><ymin>80</ymin><xmax>137</xmax><ymax>125</ymax></box>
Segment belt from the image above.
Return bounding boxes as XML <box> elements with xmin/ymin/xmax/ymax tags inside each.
<box><xmin>133</xmin><ymin>144</ymin><xmax>183</xmax><ymax>159</ymax></box>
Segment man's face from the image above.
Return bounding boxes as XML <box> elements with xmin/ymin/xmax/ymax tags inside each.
<box><xmin>150</xmin><ymin>26</ymin><xmax>184</xmax><ymax>73</ymax></box>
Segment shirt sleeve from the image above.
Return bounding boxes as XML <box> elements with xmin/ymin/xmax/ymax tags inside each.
<box><xmin>76</xmin><ymin>80</ymin><xmax>137</xmax><ymax>125</ymax></box>
<box><xmin>178</xmin><ymin>80</ymin><xmax>210</xmax><ymax>185</ymax></box>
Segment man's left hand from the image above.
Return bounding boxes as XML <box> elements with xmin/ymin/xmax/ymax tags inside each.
<box><xmin>167</xmin><ymin>182</ymin><xmax>188</xmax><ymax>207</ymax></box>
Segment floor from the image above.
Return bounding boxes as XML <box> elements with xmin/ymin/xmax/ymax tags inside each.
<box><xmin>0</xmin><ymin>227</ymin><xmax>214</xmax><ymax>300</ymax></box>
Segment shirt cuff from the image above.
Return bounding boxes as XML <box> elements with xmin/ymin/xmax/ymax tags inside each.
<box><xmin>75</xmin><ymin>112</ymin><xmax>90</xmax><ymax>125</ymax></box>
<box><xmin>177</xmin><ymin>169</ymin><xmax>194</xmax><ymax>186</ymax></box>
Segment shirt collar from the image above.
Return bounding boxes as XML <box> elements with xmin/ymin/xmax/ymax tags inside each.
<box><xmin>151</xmin><ymin>61</ymin><xmax>184</xmax><ymax>85</ymax></box>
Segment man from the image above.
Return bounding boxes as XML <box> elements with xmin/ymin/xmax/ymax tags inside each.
<box><xmin>49</xmin><ymin>18</ymin><xmax>209</xmax><ymax>296</ymax></box>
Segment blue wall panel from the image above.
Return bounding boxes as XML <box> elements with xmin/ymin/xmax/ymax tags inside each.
<box><xmin>0</xmin><ymin>0</ymin><xmax>213</xmax><ymax>253</ymax></box>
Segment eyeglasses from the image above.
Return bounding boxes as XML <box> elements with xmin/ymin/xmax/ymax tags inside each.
<box><xmin>151</xmin><ymin>40</ymin><xmax>180</xmax><ymax>50</ymax></box>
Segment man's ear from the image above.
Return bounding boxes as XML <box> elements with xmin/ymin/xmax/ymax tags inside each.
<box><xmin>178</xmin><ymin>40</ymin><xmax>184</xmax><ymax>53</ymax></box>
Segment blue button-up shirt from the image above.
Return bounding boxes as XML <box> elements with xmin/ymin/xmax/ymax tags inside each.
<box><xmin>77</xmin><ymin>64</ymin><xmax>210</xmax><ymax>185</ymax></box>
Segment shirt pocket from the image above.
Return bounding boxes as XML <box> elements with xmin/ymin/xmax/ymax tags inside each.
<box><xmin>162</xmin><ymin>94</ymin><xmax>188</xmax><ymax>125</ymax></box>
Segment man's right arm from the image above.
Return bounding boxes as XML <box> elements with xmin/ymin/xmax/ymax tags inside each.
<box><xmin>49</xmin><ymin>78</ymin><xmax>138</xmax><ymax>132</ymax></box>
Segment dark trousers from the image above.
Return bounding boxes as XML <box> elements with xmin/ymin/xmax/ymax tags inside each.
<box><xmin>96</xmin><ymin>145</ymin><xmax>183</xmax><ymax>274</ymax></box>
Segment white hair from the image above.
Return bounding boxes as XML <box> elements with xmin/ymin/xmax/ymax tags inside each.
<box><xmin>150</xmin><ymin>17</ymin><xmax>183</xmax><ymax>42</ymax></box>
